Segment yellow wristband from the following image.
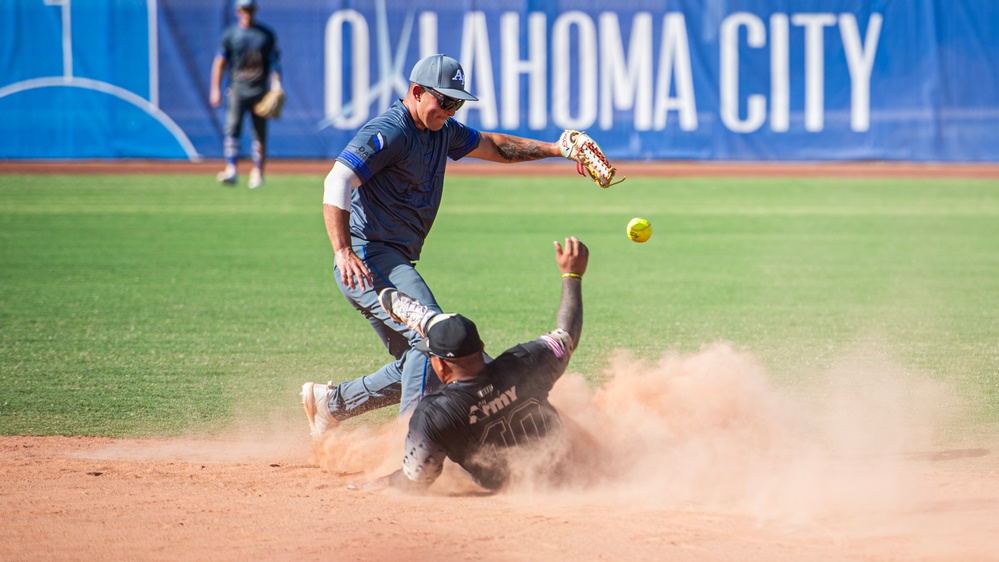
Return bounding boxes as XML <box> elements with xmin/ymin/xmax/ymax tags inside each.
<box><xmin>562</xmin><ymin>272</ymin><xmax>582</xmax><ymax>280</ymax></box>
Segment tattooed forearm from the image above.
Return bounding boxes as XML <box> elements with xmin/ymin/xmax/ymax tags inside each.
<box><xmin>556</xmin><ymin>277</ymin><xmax>583</xmax><ymax>345</ymax></box>
<box><xmin>494</xmin><ymin>137</ymin><xmax>552</xmax><ymax>162</ymax></box>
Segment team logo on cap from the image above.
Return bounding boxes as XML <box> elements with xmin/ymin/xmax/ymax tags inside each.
<box><xmin>452</xmin><ymin>69</ymin><xmax>464</xmax><ymax>85</ymax></box>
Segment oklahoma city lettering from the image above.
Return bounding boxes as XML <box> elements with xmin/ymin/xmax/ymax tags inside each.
<box><xmin>323</xmin><ymin>10</ymin><xmax>883</xmax><ymax>134</ymax></box>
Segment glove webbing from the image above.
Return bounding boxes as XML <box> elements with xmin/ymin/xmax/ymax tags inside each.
<box><xmin>578</xmin><ymin>141</ymin><xmax>613</xmax><ymax>178</ymax></box>
<box><xmin>576</xmin><ymin>140</ymin><xmax>625</xmax><ymax>187</ymax></box>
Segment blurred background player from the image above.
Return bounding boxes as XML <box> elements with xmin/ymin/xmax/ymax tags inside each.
<box><xmin>302</xmin><ymin>54</ymin><xmax>593</xmax><ymax>432</ymax></box>
<box><xmin>209</xmin><ymin>0</ymin><xmax>281</xmax><ymax>189</ymax></box>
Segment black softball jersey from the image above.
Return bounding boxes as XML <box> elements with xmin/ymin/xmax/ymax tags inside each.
<box><xmin>400</xmin><ymin>329</ymin><xmax>575</xmax><ymax>490</ymax></box>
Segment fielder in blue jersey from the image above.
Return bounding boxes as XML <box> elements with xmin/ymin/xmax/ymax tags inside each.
<box><xmin>301</xmin><ymin>54</ymin><xmax>586</xmax><ymax>437</ymax></box>
<box><xmin>209</xmin><ymin>0</ymin><xmax>281</xmax><ymax>189</ymax></box>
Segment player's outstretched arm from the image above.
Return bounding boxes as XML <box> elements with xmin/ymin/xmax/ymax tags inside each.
<box><xmin>554</xmin><ymin>236</ymin><xmax>588</xmax><ymax>345</ymax></box>
<box><xmin>468</xmin><ymin>132</ymin><xmax>561</xmax><ymax>163</ymax></box>
<box><xmin>348</xmin><ymin>428</ymin><xmax>445</xmax><ymax>493</ymax></box>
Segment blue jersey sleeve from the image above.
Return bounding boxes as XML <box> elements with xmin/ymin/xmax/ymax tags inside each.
<box><xmin>336</xmin><ymin>118</ymin><xmax>408</xmax><ymax>184</ymax></box>
<box><xmin>218</xmin><ymin>28</ymin><xmax>233</xmax><ymax>60</ymax></box>
<box><xmin>445</xmin><ymin>119</ymin><xmax>481</xmax><ymax>160</ymax></box>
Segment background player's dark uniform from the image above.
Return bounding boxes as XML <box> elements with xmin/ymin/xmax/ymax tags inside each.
<box><xmin>218</xmin><ymin>21</ymin><xmax>280</xmax><ymax>171</ymax></box>
<box><xmin>400</xmin><ymin>330</ymin><xmax>574</xmax><ymax>490</ymax></box>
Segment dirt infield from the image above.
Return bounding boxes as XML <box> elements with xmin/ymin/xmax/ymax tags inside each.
<box><xmin>2</xmin><ymin>424</ymin><xmax>997</xmax><ymax>561</ymax></box>
<box><xmin>3</xmin><ymin>160</ymin><xmax>998</xmax><ymax>561</ymax></box>
<box><xmin>4</xmin><ymin>158</ymin><xmax>999</xmax><ymax>178</ymax></box>
<box><xmin>3</xmin><ymin>344</ymin><xmax>999</xmax><ymax>561</ymax></box>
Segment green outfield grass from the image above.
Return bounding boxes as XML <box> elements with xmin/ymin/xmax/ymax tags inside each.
<box><xmin>1</xmin><ymin>172</ymin><xmax>997</xmax><ymax>437</ymax></box>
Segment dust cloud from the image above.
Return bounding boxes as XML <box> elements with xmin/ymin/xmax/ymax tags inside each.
<box><xmin>544</xmin><ymin>342</ymin><xmax>963</xmax><ymax>524</ymax></box>
<box><xmin>313</xmin><ymin>341</ymin><xmax>965</xmax><ymax>526</ymax></box>
<box><xmin>83</xmin><ymin>336</ymin><xmax>971</xmax><ymax>536</ymax></box>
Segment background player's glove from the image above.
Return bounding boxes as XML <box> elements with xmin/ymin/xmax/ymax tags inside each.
<box><xmin>558</xmin><ymin>130</ymin><xmax>625</xmax><ymax>188</ymax></box>
<box><xmin>253</xmin><ymin>87</ymin><xmax>286</xmax><ymax>119</ymax></box>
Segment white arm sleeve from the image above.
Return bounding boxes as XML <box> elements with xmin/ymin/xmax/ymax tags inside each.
<box><xmin>323</xmin><ymin>161</ymin><xmax>361</xmax><ymax>210</ymax></box>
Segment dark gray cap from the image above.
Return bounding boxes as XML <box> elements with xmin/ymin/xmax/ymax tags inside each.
<box><xmin>409</xmin><ymin>54</ymin><xmax>478</xmax><ymax>101</ymax></box>
<box><xmin>415</xmin><ymin>313</ymin><xmax>483</xmax><ymax>358</ymax></box>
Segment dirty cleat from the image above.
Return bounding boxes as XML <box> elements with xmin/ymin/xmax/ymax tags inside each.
<box><xmin>301</xmin><ymin>381</ymin><xmax>336</xmax><ymax>437</ymax></box>
<box><xmin>216</xmin><ymin>166</ymin><xmax>238</xmax><ymax>185</ymax></box>
<box><xmin>378</xmin><ymin>288</ymin><xmax>436</xmax><ymax>335</ymax></box>
<box><xmin>248</xmin><ymin>168</ymin><xmax>264</xmax><ymax>189</ymax></box>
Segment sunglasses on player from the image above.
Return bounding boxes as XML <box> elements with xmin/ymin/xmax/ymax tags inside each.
<box><xmin>423</xmin><ymin>88</ymin><xmax>465</xmax><ymax>112</ymax></box>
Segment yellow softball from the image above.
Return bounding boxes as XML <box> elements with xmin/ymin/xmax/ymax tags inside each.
<box><xmin>627</xmin><ymin>217</ymin><xmax>652</xmax><ymax>243</ymax></box>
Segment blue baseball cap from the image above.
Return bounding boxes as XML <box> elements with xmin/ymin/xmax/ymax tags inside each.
<box><xmin>409</xmin><ymin>54</ymin><xmax>478</xmax><ymax>101</ymax></box>
<box><xmin>236</xmin><ymin>0</ymin><xmax>257</xmax><ymax>9</ymax></box>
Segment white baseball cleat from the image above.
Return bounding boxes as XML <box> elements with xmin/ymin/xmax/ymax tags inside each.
<box><xmin>301</xmin><ymin>381</ymin><xmax>336</xmax><ymax>437</ymax></box>
<box><xmin>248</xmin><ymin>168</ymin><xmax>264</xmax><ymax>189</ymax></box>
<box><xmin>378</xmin><ymin>288</ymin><xmax>435</xmax><ymax>335</ymax></box>
<box><xmin>216</xmin><ymin>166</ymin><xmax>238</xmax><ymax>185</ymax></box>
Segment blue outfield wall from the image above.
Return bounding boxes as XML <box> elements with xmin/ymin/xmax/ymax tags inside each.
<box><xmin>1</xmin><ymin>0</ymin><xmax>997</xmax><ymax>162</ymax></box>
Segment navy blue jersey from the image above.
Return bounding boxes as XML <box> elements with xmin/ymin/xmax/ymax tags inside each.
<box><xmin>336</xmin><ymin>101</ymin><xmax>481</xmax><ymax>261</ymax></box>
<box><xmin>401</xmin><ymin>330</ymin><xmax>575</xmax><ymax>491</ymax></box>
<box><xmin>218</xmin><ymin>23</ymin><xmax>280</xmax><ymax>98</ymax></box>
